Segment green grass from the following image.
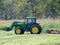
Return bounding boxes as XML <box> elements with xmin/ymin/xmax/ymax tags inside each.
<box><xmin>40</xmin><ymin>22</ymin><xmax>60</xmax><ymax>32</ymax></box>
<box><xmin>0</xmin><ymin>30</ymin><xmax>60</xmax><ymax>45</ymax></box>
<box><xmin>0</xmin><ymin>19</ymin><xmax>60</xmax><ymax>45</ymax></box>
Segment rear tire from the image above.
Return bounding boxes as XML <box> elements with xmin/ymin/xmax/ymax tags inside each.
<box><xmin>15</xmin><ymin>26</ymin><xmax>24</xmax><ymax>35</ymax></box>
<box><xmin>30</xmin><ymin>24</ymin><xmax>42</xmax><ymax>34</ymax></box>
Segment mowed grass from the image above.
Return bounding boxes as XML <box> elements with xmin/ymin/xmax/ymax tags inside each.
<box><xmin>0</xmin><ymin>31</ymin><xmax>60</xmax><ymax>45</ymax></box>
<box><xmin>0</xmin><ymin>19</ymin><xmax>60</xmax><ymax>45</ymax></box>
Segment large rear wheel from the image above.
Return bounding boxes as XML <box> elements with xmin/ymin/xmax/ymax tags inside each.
<box><xmin>15</xmin><ymin>26</ymin><xmax>24</xmax><ymax>34</ymax></box>
<box><xmin>30</xmin><ymin>24</ymin><xmax>42</xmax><ymax>34</ymax></box>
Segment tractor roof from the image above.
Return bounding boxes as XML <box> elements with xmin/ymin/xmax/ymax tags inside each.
<box><xmin>26</xmin><ymin>17</ymin><xmax>37</xmax><ymax>19</ymax></box>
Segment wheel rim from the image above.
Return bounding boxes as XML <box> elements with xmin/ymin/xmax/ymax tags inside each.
<box><xmin>16</xmin><ymin>29</ymin><xmax>21</xmax><ymax>34</ymax></box>
<box><xmin>32</xmin><ymin>27</ymin><xmax>39</xmax><ymax>33</ymax></box>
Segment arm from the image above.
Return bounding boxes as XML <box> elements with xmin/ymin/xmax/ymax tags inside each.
<box><xmin>5</xmin><ymin>21</ymin><xmax>17</xmax><ymax>31</ymax></box>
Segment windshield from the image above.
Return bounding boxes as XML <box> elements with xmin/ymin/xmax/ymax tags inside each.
<box><xmin>28</xmin><ymin>19</ymin><xmax>32</xmax><ymax>23</ymax></box>
<box><xmin>26</xmin><ymin>18</ymin><xmax>36</xmax><ymax>23</ymax></box>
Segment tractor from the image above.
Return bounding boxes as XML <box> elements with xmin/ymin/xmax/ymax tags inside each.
<box><xmin>5</xmin><ymin>17</ymin><xmax>42</xmax><ymax>34</ymax></box>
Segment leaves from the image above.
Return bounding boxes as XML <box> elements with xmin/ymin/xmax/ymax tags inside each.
<box><xmin>0</xmin><ymin>0</ymin><xmax>60</xmax><ymax>20</ymax></box>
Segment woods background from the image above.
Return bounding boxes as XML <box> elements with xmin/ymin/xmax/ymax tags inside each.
<box><xmin>0</xmin><ymin>0</ymin><xmax>60</xmax><ymax>20</ymax></box>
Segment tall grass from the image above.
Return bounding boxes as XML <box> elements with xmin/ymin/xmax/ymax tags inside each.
<box><xmin>0</xmin><ymin>21</ymin><xmax>12</xmax><ymax>30</ymax></box>
<box><xmin>40</xmin><ymin>22</ymin><xmax>60</xmax><ymax>32</ymax></box>
<box><xmin>0</xmin><ymin>19</ymin><xmax>60</xmax><ymax>32</ymax></box>
<box><xmin>38</xmin><ymin>19</ymin><xmax>60</xmax><ymax>32</ymax></box>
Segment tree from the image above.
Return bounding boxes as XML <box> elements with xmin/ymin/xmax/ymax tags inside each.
<box><xmin>0</xmin><ymin>0</ymin><xmax>60</xmax><ymax>20</ymax></box>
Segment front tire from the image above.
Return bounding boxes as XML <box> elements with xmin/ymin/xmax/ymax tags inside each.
<box><xmin>15</xmin><ymin>26</ymin><xmax>24</xmax><ymax>34</ymax></box>
<box><xmin>30</xmin><ymin>24</ymin><xmax>42</xmax><ymax>34</ymax></box>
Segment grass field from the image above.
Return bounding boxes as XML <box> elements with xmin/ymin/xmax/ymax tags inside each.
<box><xmin>0</xmin><ymin>19</ymin><xmax>60</xmax><ymax>45</ymax></box>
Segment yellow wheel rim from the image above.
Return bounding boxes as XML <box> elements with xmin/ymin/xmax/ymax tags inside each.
<box><xmin>32</xmin><ymin>27</ymin><xmax>39</xmax><ymax>33</ymax></box>
<box><xmin>16</xmin><ymin>29</ymin><xmax>21</xmax><ymax>34</ymax></box>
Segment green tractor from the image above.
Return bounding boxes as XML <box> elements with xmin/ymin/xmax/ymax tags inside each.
<box><xmin>5</xmin><ymin>17</ymin><xmax>42</xmax><ymax>34</ymax></box>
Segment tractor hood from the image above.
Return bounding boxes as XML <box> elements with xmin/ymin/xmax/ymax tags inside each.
<box><xmin>15</xmin><ymin>22</ymin><xmax>25</xmax><ymax>25</ymax></box>
<box><xmin>13</xmin><ymin>21</ymin><xmax>26</xmax><ymax>26</ymax></box>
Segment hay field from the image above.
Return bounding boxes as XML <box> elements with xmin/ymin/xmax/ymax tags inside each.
<box><xmin>0</xmin><ymin>19</ymin><xmax>60</xmax><ymax>45</ymax></box>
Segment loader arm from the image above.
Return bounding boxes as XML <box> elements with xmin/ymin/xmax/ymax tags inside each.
<box><xmin>5</xmin><ymin>21</ymin><xmax>17</xmax><ymax>31</ymax></box>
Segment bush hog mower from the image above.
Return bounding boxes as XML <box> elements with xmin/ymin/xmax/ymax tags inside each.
<box><xmin>47</xmin><ymin>30</ymin><xmax>60</xmax><ymax>34</ymax></box>
<box><xmin>5</xmin><ymin>17</ymin><xmax>42</xmax><ymax>34</ymax></box>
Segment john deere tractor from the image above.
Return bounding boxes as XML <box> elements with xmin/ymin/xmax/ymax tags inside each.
<box><xmin>5</xmin><ymin>17</ymin><xmax>42</xmax><ymax>34</ymax></box>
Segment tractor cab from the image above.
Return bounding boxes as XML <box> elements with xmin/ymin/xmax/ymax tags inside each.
<box><xmin>25</xmin><ymin>17</ymin><xmax>37</xmax><ymax>24</ymax></box>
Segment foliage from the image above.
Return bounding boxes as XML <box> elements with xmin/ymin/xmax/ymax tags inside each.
<box><xmin>0</xmin><ymin>0</ymin><xmax>60</xmax><ymax>20</ymax></box>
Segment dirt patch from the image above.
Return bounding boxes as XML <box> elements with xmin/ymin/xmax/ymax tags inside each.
<box><xmin>0</xmin><ymin>19</ymin><xmax>60</xmax><ymax>23</ymax></box>
<box><xmin>0</xmin><ymin>19</ymin><xmax>25</xmax><ymax>23</ymax></box>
